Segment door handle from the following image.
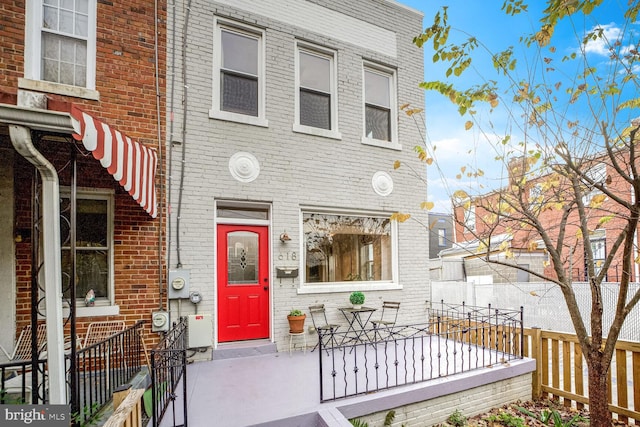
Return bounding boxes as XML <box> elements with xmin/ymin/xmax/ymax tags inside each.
<box><xmin>264</xmin><ymin>286</ymin><xmax>268</xmax><ymax>290</ymax></box>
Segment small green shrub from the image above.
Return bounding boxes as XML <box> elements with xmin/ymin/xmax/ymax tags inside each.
<box><xmin>446</xmin><ymin>409</ymin><xmax>467</xmax><ymax>426</ymax></box>
<box><xmin>486</xmin><ymin>411</ymin><xmax>525</xmax><ymax>427</ymax></box>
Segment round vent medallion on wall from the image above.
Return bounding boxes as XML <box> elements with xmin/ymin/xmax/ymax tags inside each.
<box><xmin>372</xmin><ymin>171</ymin><xmax>393</xmax><ymax>196</ymax></box>
<box><xmin>229</xmin><ymin>152</ymin><xmax>260</xmax><ymax>183</ymax></box>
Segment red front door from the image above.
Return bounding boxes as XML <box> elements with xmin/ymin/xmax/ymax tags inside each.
<box><xmin>217</xmin><ymin>224</ymin><xmax>270</xmax><ymax>342</ymax></box>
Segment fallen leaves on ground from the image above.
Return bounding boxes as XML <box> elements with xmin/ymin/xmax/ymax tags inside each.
<box><xmin>432</xmin><ymin>398</ymin><xmax>630</xmax><ymax>426</ymax></box>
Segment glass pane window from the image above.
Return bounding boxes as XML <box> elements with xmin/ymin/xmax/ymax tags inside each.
<box><xmin>300</xmin><ymin>51</ymin><xmax>330</xmax><ymax>93</ymax></box>
<box><xmin>300</xmin><ymin>90</ymin><xmax>330</xmax><ymax>129</ymax></box>
<box><xmin>41</xmin><ymin>26</ymin><xmax>87</xmax><ymax>86</ymax></box>
<box><xmin>364</xmin><ymin>68</ymin><xmax>392</xmax><ymax>141</ymax></box>
<box><xmin>41</xmin><ymin>0</ymin><xmax>89</xmax><ymax>86</ymax></box>
<box><xmin>227</xmin><ymin>231</ymin><xmax>259</xmax><ymax>284</ymax></box>
<box><xmin>303</xmin><ymin>213</ymin><xmax>392</xmax><ymax>283</ymax></box>
<box><xmin>60</xmin><ymin>194</ymin><xmax>112</xmax><ymax>301</ymax></box>
<box><xmin>220</xmin><ymin>28</ymin><xmax>259</xmax><ymax>117</ymax></box>
<box><xmin>221</xmin><ymin>30</ymin><xmax>258</xmax><ymax>75</ymax></box>
<box><xmin>221</xmin><ymin>72</ymin><xmax>258</xmax><ymax>116</ymax></box>
<box><xmin>438</xmin><ymin>228</ymin><xmax>446</xmax><ymax>247</ymax></box>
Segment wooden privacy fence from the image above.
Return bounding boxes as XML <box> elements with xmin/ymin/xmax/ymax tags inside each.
<box><xmin>522</xmin><ymin>328</ymin><xmax>640</xmax><ymax>425</ymax></box>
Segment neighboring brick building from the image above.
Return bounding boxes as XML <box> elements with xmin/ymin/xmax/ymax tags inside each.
<box><xmin>166</xmin><ymin>0</ymin><xmax>429</xmax><ymax>353</ymax></box>
<box><xmin>446</xmin><ymin>154</ymin><xmax>640</xmax><ymax>284</ymax></box>
<box><xmin>0</xmin><ymin>0</ymin><xmax>166</xmax><ymax>372</ymax></box>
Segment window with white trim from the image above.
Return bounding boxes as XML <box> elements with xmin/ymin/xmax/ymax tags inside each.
<box><xmin>582</xmin><ymin>163</ymin><xmax>606</xmax><ymax>205</ymax></box>
<box><xmin>303</xmin><ymin>212</ymin><xmax>394</xmax><ymax>284</ymax></box>
<box><xmin>464</xmin><ymin>205</ymin><xmax>476</xmax><ymax>232</ymax></box>
<box><xmin>362</xmin><ymin>63</ymin><xmax>399</xmax><ymax>149</ymax></box>
<box><xmin>24</xmin><ymin>0</ymin><xmax>97</xmax><ymax>91</ymax></box>
<box><xmin>438</xmin><ymin>228</ymin><xmax>447</xmax><ymax>247</ymax></box>
<box><xmin>60</xmin><ymin>189</ymin><xmax>114</xmax><ymax>306</ymax></box>
<box><xmin>210</xmin><ymin>18</ymin><xmax>267</xmax><ymax>127</ymax></box>
<box><xmin>589</xmin><ymin>231</ymin><xmax>606</xmax><ymax>280</ymax></box>
<box><xmin>294</xmin><ymin>43</ymin><xmax>340</xmax><ymax>138</ymax></box>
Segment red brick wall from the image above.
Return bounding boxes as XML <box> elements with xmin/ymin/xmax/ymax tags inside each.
<box><xmin>454</xmin><ymin>155</ymin><xmax>640</xmax><ymax>282</ymax></box>
<box><xmin>1</xmin><ymin>0</ymin><xmax>167</xmax><ymax>345</ymax></box>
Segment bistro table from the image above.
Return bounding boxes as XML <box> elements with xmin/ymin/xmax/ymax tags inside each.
<box><xmin>338</xmin><ymin>306</ymin><xmax>377</xmax><ymax>345</ymax></box>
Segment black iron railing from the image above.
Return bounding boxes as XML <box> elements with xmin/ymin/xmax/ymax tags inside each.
<box><xmin>318</xmin><ymin>302</ymin><xmax>523</xmax><ymax>402</ymax></box>
<box><xmin>150</xmin><ymin>317</ymin><xmax>188</xmax><ymax>427</ymax></box>
<box><xmin>69</xmin><ymin>320</ymin><xmax>145</xmax><ymax>426</ymax></box>
<box><xmin>0</xmin><ymin>360</ymin><xmax>48</xmax><ymax>404</ymax></box>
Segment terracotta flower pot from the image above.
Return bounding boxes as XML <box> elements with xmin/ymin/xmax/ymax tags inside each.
<box><xmin>287</xmin><ymin>314</ymin><xmax>306</xmax><ymax>333</ymax></box>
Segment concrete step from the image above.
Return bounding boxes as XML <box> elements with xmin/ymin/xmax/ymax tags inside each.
<box><xmin>212</xmin><ymin>339</ymin><xmax>277</xmax><ymax>360</ymax></box>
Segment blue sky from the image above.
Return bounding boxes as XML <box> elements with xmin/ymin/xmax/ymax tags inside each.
<box><xmin>397</xmin><ymin>1</ymin><xmax>639</xmax><ymax>213</ymax></box>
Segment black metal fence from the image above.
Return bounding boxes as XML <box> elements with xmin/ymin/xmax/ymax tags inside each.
<box><xmin>0</xmin><ymin>359</ymin><xmax>48</xmax><ymax>404</ymax></box>
<box><xmin>0</xmin><ymin>321</ymin><xmax>145</xmax><ymax>425</ymax></box>
<box><xmin>69</xmin><ymin>320</ymin><xmax>145</xmax><ymax>426</ymax></box>
<box><xmin>318</xmin><ymin>302</ymin><xmax>523</xmax><ymax>402</ymax></box>
<box><xmin>150</xmin><ymin>317</ymin><xmax>188</xmax><ymax>427</ymax></box>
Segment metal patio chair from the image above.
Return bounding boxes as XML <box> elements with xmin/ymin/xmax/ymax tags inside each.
<box><xmin>82</xmin><ymin>320</ymin><xmax>126</xmax><ymax>349</ymax></box>
<box><xmin>0</xmin><ymin>324</ymin><xmax>47</xmax><ymax>367</ymax></box>
<box><xmin>308</xmin><ymin>304</ymin><xmax>340</xmax><ymax>354</ymax></box>
<box><xmin>81</xmin><ymin>320</ymin><xmax>126</xmax><ymax>388</ymax></box>
<box><xmin>371</xmin><ymin>301</ymin><xmax>401</xmax><ymax>340</ymax></box>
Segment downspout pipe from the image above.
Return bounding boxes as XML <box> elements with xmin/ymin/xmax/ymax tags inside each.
<box><xmin>9</xmin><ymin>125</ymin><xmax>66</xmax><ymax>404</ymax></box>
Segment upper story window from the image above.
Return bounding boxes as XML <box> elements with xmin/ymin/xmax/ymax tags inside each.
<box><xmin>582</xmin><ymin>163</ymin><xmax>606</xmax><ymax>205</ymax></box>
<box><xmin>464</xmin><ymin>205</ymin><xmax>476</xmax><ymax>232</ymax></box>
<box><xmin>529</xmin><ymin>183</ymin><xmax>544</xmax><ymax>210</ymax></box>
<box><xmin>438</xmin><ymin>228</ymin><xmax>447</xmax><ymax>247</ymax></box>
<box><xmin>60</xmin><ymin>189</ymin><xmax>114</xmax><ymax>308</ymax></box>
<box><xmin>210</xmin><ymin>18</ymin><xmax>267</xmax><ymax>127</ymax></box>
<box><xmin>362</xmin><ymin>62</ymin><xmax>399</xmax><ymax>150</ymax></box>
<box><xmin>293</xmin><ymin>43</ymin><xmax>341</xmax><ymax>139</ymax></box>
<box><xmin>23</xmin><ymin>0</ymin><xmax>97</xmax><ymax>98</ymax></box>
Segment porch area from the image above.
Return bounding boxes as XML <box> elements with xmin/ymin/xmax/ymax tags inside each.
<box><xmin>163</xmin><ymin>342</ymin><xmax>534</xmax><ymax>427</ymax></box>
<box><xmin>161</xmin><ymin>304</ymin><xmax>536</xmax><ymax>426</ymax></box>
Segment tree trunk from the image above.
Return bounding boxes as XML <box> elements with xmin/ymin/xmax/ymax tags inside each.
<box><xmin>587</xmin><ymin>350</ymin><xmax>612</xmax><ymax>426</ymax></box>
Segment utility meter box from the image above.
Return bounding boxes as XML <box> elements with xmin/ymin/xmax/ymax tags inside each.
<box><xmin>151</xmin><ymin>310</ymin><xmax>170</xmax><ymax>333</ymax></box>
<box><xmin>168</xmin><ymin>269</ymin><xmax>190</xmax><ymax>299</ymax></box>
<box><xmin>187</xmin><ymin>314</ymin><xmax>212</xmax><ymax>348</ymax></box>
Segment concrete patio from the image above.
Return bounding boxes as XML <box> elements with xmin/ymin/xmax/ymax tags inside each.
<box><xmin>159</xmin><ymin>339</ymin><xmax>536</xmax><ymax>427</ymax></box>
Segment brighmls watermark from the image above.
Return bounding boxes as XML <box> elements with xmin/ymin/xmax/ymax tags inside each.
<box><xmin>0</xmin><ymin>406</ymin><xmax>68</xmax><ymax>426</ymax></box>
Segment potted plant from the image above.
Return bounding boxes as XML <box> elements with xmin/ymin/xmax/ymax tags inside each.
<box><xmin>349</xmin><ymin>291</ymin><xmax>365</xmax><ymax>309</ymax></box>
<box><xmin>287</xmin><ymin>309</ymin><xmax>306</xmax><ymax>333</ymax></box>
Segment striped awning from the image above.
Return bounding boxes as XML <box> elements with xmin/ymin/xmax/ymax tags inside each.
<box><xmin>70</xmin><ymin>106</ymin><xmax>158</xmax><ymax>218</ymax></box>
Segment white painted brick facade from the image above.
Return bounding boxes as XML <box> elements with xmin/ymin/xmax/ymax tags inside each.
<box><xmin>167</xmin><ymin>0</ymin><xmax>429</xmax><ymax>351</ymax></box>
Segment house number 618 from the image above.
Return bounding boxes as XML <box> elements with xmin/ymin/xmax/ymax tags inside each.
<box><xmin>278</xmin><ymin>252</ymin><xmax>297</xmax><ymax>261</ymax></box>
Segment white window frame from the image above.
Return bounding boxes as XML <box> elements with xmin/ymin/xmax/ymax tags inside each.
<box><xmin>589</xmin><ymin>230</ymin><xmax>606</xmax><ymax>279</ymax></box>
<box><xmin>298</xmin><ymin>208</ymin><xmax>400</xmax><ymax>294</ymax></box>
<box><xmin>361</xmin><ymin>62</ymin><xmax>400</xmax><ymax>150</ymax></box>
<box><xmin>293</xmin><ymin>41</ymin><xmax>341</xmax><ymax>140</ymax></box>
<box><xmin>438</xmin><ymin>228</ymin><xmax>447</xmax><ymax>247</ymax></box>
<box><xmin>582</xmin><ymin>162</ymin><xmax>606</xmax><ymax>205</ymax></box>
<box><xmin>22</xmin><ymin>0</ymin><xmax>98</xmax><ymax>100</ymax></box>
<box><xmin>60</xmin><ymin>188</ymin><xmax>118</xmax><ymax>317</ymax></box>
<box><xmin>464</xmin><ymin>205</ymin><xmax>476</xmax><ymax>232</ymax></box>
<box><xmin>210</xmin><ymin>17</ymin><xmax>268</xmax><ymax>127</ymax></box>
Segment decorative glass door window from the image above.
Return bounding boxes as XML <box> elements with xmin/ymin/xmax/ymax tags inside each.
<box><xmin>227</xmin><ymin>231</ymin><xmax>259</xmax><ymax>284</ymax></box>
